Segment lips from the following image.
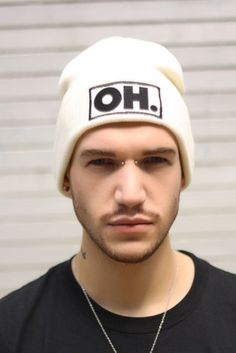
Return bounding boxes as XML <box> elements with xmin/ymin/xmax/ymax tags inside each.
<box><xmin>107</xmin><ymin>217</ymin><xmax>154</xmax><ymax>235</ymax></box>
<box><xmin>108</xmin><ymin>217</ymin><xmax>152</xmax><ymax>226</ymax></box>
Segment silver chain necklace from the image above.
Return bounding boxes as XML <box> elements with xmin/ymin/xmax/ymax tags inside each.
<box><xmin>80</xmin><ymin>267</ymin><xmax>177</xmax><ymax>353</ymax></box>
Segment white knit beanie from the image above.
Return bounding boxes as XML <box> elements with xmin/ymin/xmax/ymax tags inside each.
<box><xmin>53</xmin><ymin>36</ymin><xmax>194</xmax><ymax>196</ymax></box>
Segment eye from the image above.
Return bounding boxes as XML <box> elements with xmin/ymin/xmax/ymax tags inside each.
<box><xmin>142</xmin><ymin>156</ymin><xmax>168</xmax><ymax>165</ymax></box>
<box><xmin>138</xmin><ymin>156</ymin><xmax>170</xmax><ymax>170</ymax></box>
<box><xmin>88</xmin><ymin>158</ymin><xmax>118</xmax><ymax>167</ymax></box>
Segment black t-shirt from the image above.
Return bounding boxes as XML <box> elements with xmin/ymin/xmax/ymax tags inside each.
<box><xmin>0</xmin><ymin>252</ymin><xmax>236</xmax><ymax>353</ymax></box>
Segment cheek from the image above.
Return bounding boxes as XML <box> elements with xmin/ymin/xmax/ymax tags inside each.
<box><xmin>148</xmin><ymin>170</ymin><xmax>182</xmax><ymax>196</ymax></box>
<box><xmin>71</xmin><ymin>176</ymin><xmax>113</xmax><ymax>212</ymax></box>
<box><xmin>148</xmin><ymin>174</ymin><xmax>181</xmax><ymax>211</ymax></box>
<box><xmin>160</xmin><ymin>167</ymin><xmax>183</xmax><ymax>192</ymax></box>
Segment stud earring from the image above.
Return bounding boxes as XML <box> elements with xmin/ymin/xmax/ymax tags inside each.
<box><xmin>63</xmin><ymin>185</ymin><xmax>70</xmax><ymax>192</ymax></box>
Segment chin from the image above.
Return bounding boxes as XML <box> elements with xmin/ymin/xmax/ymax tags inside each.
<box><xmin>100</xmin><ymin>241</ymin><xmax>164</xmax><ymax>264</ymax></box>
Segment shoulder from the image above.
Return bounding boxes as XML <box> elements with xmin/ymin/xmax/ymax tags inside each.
<box><xmin>185</xmin><ymin>251</ymin><xmax>236</xmax><ymax>282</ymax></box>
<box><xmin>198</xmin><ymin>255</ymin><xmax>236</xmax><ymax>284</ymax></box>
<box><xmin>206</xmin><ymin>260</ymin><xmax>236</xmax><ymax>299</ymax></box>
<box><xmin>0</xmin><ymin>259</ymin><xmax>71</xmax><ymax>351</ymax></box>
<box><xmin>0</xmin><ymin>260</ymin><xmax>68</xmax><ymax>310</ymax></box>
<box><xmin>190</xmin><ymin>252</ymin><xmax>236</xmax><ymax>302</ymax></box>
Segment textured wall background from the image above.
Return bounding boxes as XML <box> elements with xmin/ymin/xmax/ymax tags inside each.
<box><xmin>0</xmin><ymin>0</ymin><xmax>236</xmax><ymax>298</ymax></box>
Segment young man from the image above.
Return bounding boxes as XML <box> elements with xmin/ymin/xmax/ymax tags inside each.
<box><xmin>0</xmin><ymin>37</ymin><xmax>235</xmax><ymax>352</ymax></box>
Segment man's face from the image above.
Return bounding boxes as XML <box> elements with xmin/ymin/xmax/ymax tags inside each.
<box><xmin>66</xmin><ymin>123</ymin><xmax>183</xmax><ymax>263</ymax></box>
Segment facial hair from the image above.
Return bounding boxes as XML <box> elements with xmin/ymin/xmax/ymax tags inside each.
<box><xmin>71</xmin><ymin>190</ymin><xmax>180</xmax><ymax>264</ymax></box>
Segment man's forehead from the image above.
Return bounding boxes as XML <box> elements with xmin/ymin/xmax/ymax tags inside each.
<box><xmin>74</xmin><ymin>122</ymin><xmax>179</xmax><ymax>154</ymax></box>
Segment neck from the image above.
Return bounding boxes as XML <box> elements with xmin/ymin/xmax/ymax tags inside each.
<box><xmin>72</xmin><ymin>233</ymin><xmax>194</xmax><ymax>317</ymax></box>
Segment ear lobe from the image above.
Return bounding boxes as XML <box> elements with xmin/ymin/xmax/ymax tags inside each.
<box><xmin>63</xmin><ymin>183</ymin><xmax>72</xmax><ymax>197</ymax></box>
<box><xmin>63</xmin><ymin>184</ymin><xmax>70</xmax><ymax>193</ymax></box>
<box><xmin>63</xmin><ymin>172</ymin><xmax>72</xmax><ymax>197</ymax></box>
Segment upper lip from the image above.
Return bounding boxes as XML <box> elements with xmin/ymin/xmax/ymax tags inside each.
<box><xmin>108</xmin><ymin>217</ymin><xmax>153</xmax><ymax>226</ymax></box>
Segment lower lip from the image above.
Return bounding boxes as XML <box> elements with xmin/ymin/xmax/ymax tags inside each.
<box><xmin>109</xmin><ymin>223</ymin><xmax>152</xmax><ymax>233</ymax></box>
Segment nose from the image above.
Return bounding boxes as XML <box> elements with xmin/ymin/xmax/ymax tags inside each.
<box><xmin>114</xmin><ymin>161</ymin><xmax>146</xmax><ymax>208</ymax></box>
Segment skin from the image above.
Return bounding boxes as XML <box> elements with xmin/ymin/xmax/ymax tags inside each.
<box><xmin>65</xmin><ymin>122</ymin><xmax>195</xmax><ymax>317</ymax></box>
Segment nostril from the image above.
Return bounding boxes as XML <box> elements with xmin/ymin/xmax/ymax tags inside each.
<box><xmin>114</xmin><ymin>186</ymin><xmax>146</xmax><ymax>208</ymax></box>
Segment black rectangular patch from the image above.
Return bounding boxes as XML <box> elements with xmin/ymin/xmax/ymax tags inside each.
<box><xmin>89</xmin><ymin>81</ymin><xmax>162</xmax><ymax>120</ymax></box>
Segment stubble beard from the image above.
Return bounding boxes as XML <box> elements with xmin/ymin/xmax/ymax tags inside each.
<box><xmin>71</xmin><ymin>192</ymin><xmax>180</xmax><ymax>264</ymax></box>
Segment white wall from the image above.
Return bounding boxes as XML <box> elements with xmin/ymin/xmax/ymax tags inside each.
<box><xmin>0</xmin><ymin>0</ymin><xmax>236</xmax><ymax>297</ymax></box>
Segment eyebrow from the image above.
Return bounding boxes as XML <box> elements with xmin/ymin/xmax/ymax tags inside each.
<box><xmin>79</xmin><ymin>147</ymin><xmax>177</xmax><ymax>159</ymax></box>
<box><xmin>142</xmin><ymin>147</ymin><xmax>177</xmax><ymax>156</ymax></box>
<box><xmin>80</xmin><ymin>149</ymin><xmax>116</xmax><ymax>159</ymax></box>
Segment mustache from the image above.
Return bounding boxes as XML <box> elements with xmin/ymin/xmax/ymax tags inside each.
<box><xmin>101</xmin><ymin>205</ymin><xmax>159</xmax><ymax>223</ymax></box>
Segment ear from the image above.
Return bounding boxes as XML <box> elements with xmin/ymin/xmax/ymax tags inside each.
<box><xmin>63</xmin><ymin>171</ymin><xmax>72</xmax><ymax>198</ymax></box>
